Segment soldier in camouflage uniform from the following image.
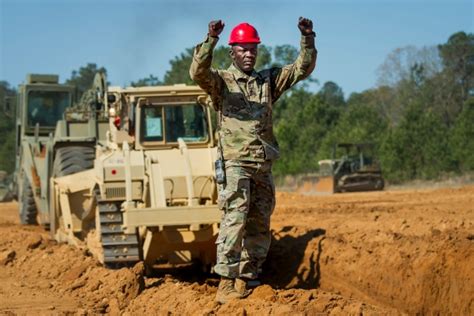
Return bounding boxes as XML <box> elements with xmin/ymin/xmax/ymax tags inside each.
<box><xmin>189</xmin><ymin>17</ymin><xmax>317</xmax><ymax>304</ymax></box>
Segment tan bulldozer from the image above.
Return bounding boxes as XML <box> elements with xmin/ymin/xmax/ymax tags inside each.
<box><xmin>49</xmin><ymin>83</ymin><xmax>221</xmax><ymax>270</ymax></box>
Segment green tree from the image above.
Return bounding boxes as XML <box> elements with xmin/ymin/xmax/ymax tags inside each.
<box><xmin>0</xmin><ymin>133</ymin><xmax>16</xmax><ymax>173</ymax></box>
<box><xmin>66</xmin><ymin>63</ymin><xmax>107</xmax><ymax>100</ymax></box>
<box><xmin>450</xmin><ymin>98</ymin><xmax>474</xmax><ymax>171</ymax></box>
<box><xmin>272</xmin><ymin>45</ymin><xmax>298</xmax><ymax>67</ymax></box>
<box><xmin>438</xmin><ymin>31</ymin><xmax>474</xmax><ymax>102</ymax></box>
<box><xmin>317</xmin><ymin>81</ymin><xmax>345</xmax><ymax>108</ymax></box>
<box><xmin>255</xmin><ymin>45</ymin><xmax>272</xmax><ymax>69</ymax></box>
<box><xmin>316</xmin><ymin>103</ymin><xmax>388</xmax><ymax>163</ymax></box>
<box><xmin>375</xmin><ymin>45</ymin><xmax>443</xmax><ymax>126</ymax></box>
<box><xmin>0</xmin><ymin>81</ymin><xmax>17</xmax><ymax>173</ymax></box>
<box><xmin>379</xmin><ymin>102</ymin><xmax>452</xmax><ymax>181</ymax></box>
<box><xmin>378</xmin><ymin>129</ymin><xmax>405</xmax><ymax>181</ymax></box>
<box><xmin>347</xmin><ymin>86</ymin><xmax>398</xmax><ymax>125</ymax></box>
<box><xmin>273</xmin><ymin>88</ymin><xmax>341</xmax><ymax>175</ymax></box>
<box><xmin>0</xmin><ymin>80</ymin><xmax>16</xmax><ymax>111</ymax></box>
<box><xmin>163</xmin><ymin>48</ymin><xmax>195</xmax><ymax>85</ymax></box>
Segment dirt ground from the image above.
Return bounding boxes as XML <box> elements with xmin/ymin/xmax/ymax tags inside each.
<box><xmin>0</xmin><ymin>185</ymin><xmax>473</xmax><ymax>315</ymax></box>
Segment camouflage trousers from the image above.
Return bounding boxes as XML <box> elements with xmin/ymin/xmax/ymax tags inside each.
<box><xmin>214</xmin><ymin>160</ymin><xmax>275</xmax><ymax>279</ymax></box>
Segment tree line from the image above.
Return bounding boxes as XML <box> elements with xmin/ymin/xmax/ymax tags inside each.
<box><xmin>0</xmin><ymin>31</ymin><xmax>472</xmax><ymax>183</ymax></box>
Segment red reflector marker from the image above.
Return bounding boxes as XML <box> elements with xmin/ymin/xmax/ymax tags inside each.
<box><xmin>111</xmin><ymin>169</ymin><xmax>117</xmax><ymax>175</ymax></box>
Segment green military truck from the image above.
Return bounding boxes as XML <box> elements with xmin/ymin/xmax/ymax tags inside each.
<box><xmin>14</xmin><ymin>73</ymin><xmax>108</xmax><ymax>226</ymax></box>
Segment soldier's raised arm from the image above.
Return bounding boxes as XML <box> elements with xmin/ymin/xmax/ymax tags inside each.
<box><xmin>189</xmin><ymin>20</ymin><xmax>225</xmax><ymax>110</ymax></box>
<box><xmin>271</xmin><ymin>17</ymin><xmax>317</xmax><ymax>101</ymax></box>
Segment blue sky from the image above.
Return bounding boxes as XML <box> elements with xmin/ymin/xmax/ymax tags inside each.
<box><xmin>0</xmin><ymin>0</ymin><xmax>473</xmax><ymax>97</ymax></box>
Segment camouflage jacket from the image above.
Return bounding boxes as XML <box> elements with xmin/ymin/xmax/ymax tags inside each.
<box><xmin>190</xmin><ymin>34</ymin><xmax>317</xmax><ymax>162</ymax></box>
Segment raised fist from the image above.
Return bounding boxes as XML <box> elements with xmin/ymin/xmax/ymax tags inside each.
<box><xmin>209</xmin><ymin>20</ymin><xmax>225</xmax><ymax>37</ymax></box>
<box><xmin>298</xmin><ymin>17</ymin><xmax>314</xmax><ymax>36</ymax></box>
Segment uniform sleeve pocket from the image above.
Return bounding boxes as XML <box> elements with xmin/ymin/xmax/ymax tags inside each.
<box><xmin>218</xmin><ymin>189</ymin><xmax>234</xmax><ymax>210</ymax></box>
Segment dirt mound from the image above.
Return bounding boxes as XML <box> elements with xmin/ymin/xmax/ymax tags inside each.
<box><xmin>1</xmin><ymin>186</ymin><xmax>473</xmax><ymax>314</ymax></box>
<box><xmin>126</xmin><ymin>276</ymin><xmax>389</xmax><ymax>315</ymax></box>
<box><xmin>0</xmin><ymin>226</ymin><xmax>144</xmax><ymax>314</ymax></box>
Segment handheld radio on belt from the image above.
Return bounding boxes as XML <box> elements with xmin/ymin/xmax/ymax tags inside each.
<box><xmin>215</xmin><ymin>109</ymin><xmax>226</xmax><ymax>185</ymax></box>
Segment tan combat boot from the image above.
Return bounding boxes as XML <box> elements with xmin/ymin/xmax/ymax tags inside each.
<box><xmin>215</xmin><ymin>277</ymin><xmax>242</xmax><ymax>304</ymax></box>
<box><xmin>234</xmin><ymin>278</ymin><xmax>252</xmax><ymax>298</ymax></box>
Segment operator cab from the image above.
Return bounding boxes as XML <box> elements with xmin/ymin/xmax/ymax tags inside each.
<box><xmin>19</xmin><ymin>74</ymin><xmax>74</xmax><ymax>135</ymax></box>
<box><xmin>27</xmin><ymin>90</ymin><xmax>71</xmax><ymax>128</ymax></box>
<box><xmin>141</xmin><ymin>102</ymin><xmax>208</xmax><ymax>144</ymax></box>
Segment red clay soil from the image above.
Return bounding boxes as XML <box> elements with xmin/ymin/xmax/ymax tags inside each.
<box><xmin>0</xmin><ymin>185</ymin><xmax>473</xmax><ymax>315</ymax></box>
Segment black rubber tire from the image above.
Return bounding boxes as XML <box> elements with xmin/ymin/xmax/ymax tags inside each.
<box><xmin>53</xmin><ymin>146</ymin><xmax>95</xmax><ymax>177</ymax></box>
<box><xmin>50</xmin><ymin>146</ymin><xmax>95</xmax><ymax>233</ymax></box>
<box><xmin>19</xmin><ymin>175</ymin><xmax>38</xmax><ymax>225</ymax></box>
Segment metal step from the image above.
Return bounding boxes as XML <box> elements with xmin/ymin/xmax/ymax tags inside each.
<box><xmin>103</xmin><ymin>246</ymin><xmax>140</xmax><ymax>257</ymax></box>
<box><xmin>96</xmin><ymin>199</ymin><xmax>141</xmax><ymax>267</ymax></box>
<box><xmin>98</xmin><ymin>203</ymin><xmax>118</xmax><ymax>213</ymax></box>
<box><xmin>99</xmin><ymin>212</ymin><xmax>123</xmax><ymax>224</ymax></box>
<box><xmin>100</xmin><ymin>224</ymin><xmax>123</xmax><ymax>234</ymax></box>
<box><xmin>103</xmin><ymin>255</ymin><xmax>141</xmax><ymax>263</ymax></box>
<box><xmin>102</xmin><ymin>234</ymin><xmax>139</xmax><ymax>246</ymax></box>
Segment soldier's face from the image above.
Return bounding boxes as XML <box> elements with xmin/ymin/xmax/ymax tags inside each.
<box><xmin>230</xmin><ymin>43</ymin><xmax>258</xmax><ymax>73</ymax></box>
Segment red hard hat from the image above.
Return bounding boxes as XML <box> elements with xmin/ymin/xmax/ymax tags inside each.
<box><xmin>228</xmin><ymin>22</ymin><xmax>261</xmax><ymax>45</ymax></box>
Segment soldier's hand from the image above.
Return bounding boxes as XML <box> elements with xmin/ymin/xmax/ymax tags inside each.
<box><xmin>298</xmin><ymin>17</ymin><xmax>314</xmax><ymax>35</ymax></box>
<box><xmin>209</xmin><ymin>20</ymin><xmax>225</xmax><ymax>37</ymax></box>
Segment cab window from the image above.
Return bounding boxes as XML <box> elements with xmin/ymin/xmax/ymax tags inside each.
<box><xmin>164</xmin><ymin>104</ymin><xmax>208</xmax><ymax>143</ymax></box>
<box><xmin>142</xmin><ymin>106</ymin><xmax>164</xmax><ymax>142</ymax></box>
<box><xmin>141</xmin><ymin>103</ymin><xmax>208</xmax><ymax>144</ymax></box>
<box><xmin>27</xmin><ymin>90</ymin><xmax>71</xmax><ymax>127</ymax></box>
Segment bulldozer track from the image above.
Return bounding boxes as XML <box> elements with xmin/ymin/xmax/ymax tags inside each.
<box><xmin>97</xmin><ymin>198</ymin><xmax>141</xmax><ymax>268</ymax></box>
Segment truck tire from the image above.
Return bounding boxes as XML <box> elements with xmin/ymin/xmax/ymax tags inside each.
<box><xmin>19</xmin><ymin>175</ymin><xmax>38</xmax><ymax>225</ymax></box>
<box><xmin>53</xmin><ymin>146</ymin><xmax>95</xmax><ymax>176</ymax></box>
<box><xmin>50</xmin><ymin>146</ymin><xmax>95</xmax><ymax>234</ymax></box>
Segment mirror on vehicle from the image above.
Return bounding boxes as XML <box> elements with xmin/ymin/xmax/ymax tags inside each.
<box><xmin>107</xmin><ymin>94</ymin><xmax>116</xmax><ymax>103</ymax></box>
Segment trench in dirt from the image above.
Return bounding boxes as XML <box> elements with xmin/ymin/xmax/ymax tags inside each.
<box><xmin>0</xmin><ymin>185</ymin><xmax>473</xmax><ymax>315</ymax></box>
<box><xmin>265</xmin><ymin>186</ymin><xmax>474</xmax><ymax>314</ymax></box>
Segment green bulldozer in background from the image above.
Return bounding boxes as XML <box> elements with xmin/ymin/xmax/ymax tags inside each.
<box><xmin>315</xmin><ymin>143</ymin><xmax>385</xmax><ymax>193</ymax></box>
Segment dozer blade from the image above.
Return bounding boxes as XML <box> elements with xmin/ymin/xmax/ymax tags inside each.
<box><xmin>314</xmin><ymin>176</ymin><xmax>335</xmax><ymax>194</ymax></box>
<box><xmin>297</xmin><ymin>175</ymin><xmax>335</xmax><ymax>194</ymax></box>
